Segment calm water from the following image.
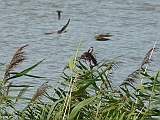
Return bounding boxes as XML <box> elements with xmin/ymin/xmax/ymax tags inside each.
<box><xmin>0</xmin><ymin>0</ymin><xmax>160</xmax><ymax>102</ymax></box>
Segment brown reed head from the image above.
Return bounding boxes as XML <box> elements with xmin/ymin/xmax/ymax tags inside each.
<box><xmin>141</xmin><ymin>47</ymin><xmax>157</xmax><ymax>68</ymax></box>
<box><xmin>30</xmin><ymin>81</ymin><xmax>49</xmax><ymax>103</ymax></box>
<box><xmin>3</xmin><ymin>44</ymin><xmax>29</xmax><ymax>84</ymax></box>
<box><xmin>120</xmin><ymin>69</ymin><xmax>140</xmax><ymax>86</ymax></box>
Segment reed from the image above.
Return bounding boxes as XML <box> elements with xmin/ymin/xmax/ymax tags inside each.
<box><xmin>0</xmin><ymin>44</ymin><xmax>46</xmax><ymax>119</ymax></box>
<box><xmin>3</xmin><ymin>44</ymin><xmax>29</xmax><ymax>85</ymax></box>
<box><xmin>0</xmin><ymin>33</ymin><xmax>160</xmax><ymax>120</ymax></box>
<box><xmin>45</xmin><ymin>34</ymin><xmax>159</xmax><ymax>119</ymax></box>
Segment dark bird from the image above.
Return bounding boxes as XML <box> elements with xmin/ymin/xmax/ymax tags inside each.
<box><xmin>94</xmin><ymin>33</ymin><xmax>113</xmax><ymax>41</ymax></box>
<box><xmin>44</xmin><ymin>18</ymin><xmax>70</xmax><ymax>35</ymax></box>
<box><xmin>57</xmin><ymin>18</ymin><xmax>70</xmax><ymax>34</ymax></box>
<box><xmin>79</xmin><ymin>47</ymin><xmax>98</xmax><ymax>67</ymax></box>
<box><xmin>44</xmin><ymin>32</ymin><xmax>55</xmax><ymax>35</ymax></box>
<box><xmin>56</xmin><ymin>10</ymin><xmax>62</xmax><ymax>20</ymax></box>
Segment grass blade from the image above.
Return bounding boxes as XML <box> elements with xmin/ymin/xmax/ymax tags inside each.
<box><xmin>68</xmin><ymin>96</ymin><xmax>97</xmax><ymax>120</ymax></box>
<box><xmin>7</xmin><ymin>59</ymin><xmax>45</xmax><ymax>80</ymax></box>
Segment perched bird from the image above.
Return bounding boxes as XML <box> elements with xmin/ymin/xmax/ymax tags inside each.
<box><xmin>88</xmin><ymin>47</ymin><xmax>93</xmax><ymax>54</ymax></box>
<box><xmin>79</xmin><ymin>47</ymin><xmax>98</xmax><ymax>67</ymax></box>
<box><xmin>57</xmin><ymin>18</ymin><xmax>70</xmax><ymax>34</ymax></box>
<box><xmin>56</xmin><ymin>10</ymin><xmax>62</xmax><ymax>20</ymax></box>
<box><xmin>44</xmin><ymin>18</ymin><xmax>70</xmax><ymax>35</ymax></box>
<box><xmin>94</xmin><ymin>33</ymin><xmax>113</xmax><ymax>41</ymax></box>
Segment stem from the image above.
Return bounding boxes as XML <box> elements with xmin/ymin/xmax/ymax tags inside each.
<box><xmin>62</xmin><ymin>39</ymin><xmax>82</xmax><ymax>120</ymax></box>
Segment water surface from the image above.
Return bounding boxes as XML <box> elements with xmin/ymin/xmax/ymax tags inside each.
<box><xmin>0</xmin><ymin>0</ymin><xmax>160</xmax><ymax>102</ymax></box>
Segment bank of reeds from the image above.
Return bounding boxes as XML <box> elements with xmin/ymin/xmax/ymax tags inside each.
<box><xmin>0</xmin><ymin>34</ymin><xmax>160</xmax><ymax>120</ymax></box>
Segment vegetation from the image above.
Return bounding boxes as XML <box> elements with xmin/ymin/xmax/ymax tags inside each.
<box><xmin>0</xmin><ymin>34</ymin><xmax>160</xmax><ymax>120</ymax></box>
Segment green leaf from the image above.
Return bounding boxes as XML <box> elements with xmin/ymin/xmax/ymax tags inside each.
<box><xmin>153</xmin><ymin>71</ymin><xmax>159</xmax><ymax>81</ymax></box>
<box><xmin>78</xmin><ymin>61</ymin><xmax>88</xmax><ymax>70</ymax></box>
<box><xmin>8</xmin><ymin>85</ymin><xmax>34</xmax><ymax>87</ymax></box>
<box><xmin>96</xmin><ymin>62</ymin><xmax>113</xmax><ymax>78</ymax></box>
<box><xmin>10</xmin><ymin>72</ymin><xmax>45</xmax><ymax>78</ymax></box>
<box><xmin>69</xmin><ymin>57</ymin><xmax>75</xmax><ymax>72</ymax></box>
<box><xmin>47</xmin><ymin>98</ymin><xmax>65</xmax><ymax>120</ymax></box>
<box><xmin>137</xmin><ymin>83</ymin><xmax>149</xmax><ymax>95</ymax></box>
<box><xmin>7</xmin><ymin>59</ymin><xmax>45</xmax><ymax>80</ymax></box>
<box><xmin>68</xmin><ymin>96</ymin><xmax>97</xmax><ymax>120</ymax></box>
<box><xmin>119</xmin><ymin>112</ymin><xmax>125</xmax><ymax>120</ymax></box>
<box><xmin>72</xmin><ymin>78</ymin><xmax>100</xmax><ymax>96</ymax></box>
<box><xmin>152</xmin><ymin>99</ymin><xmax>160</xmax><ymax>104</ymax></box>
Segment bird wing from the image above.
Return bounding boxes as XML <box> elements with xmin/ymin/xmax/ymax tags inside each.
<box><xmin>44</xmin><ymin>32</ymin><xmax>54</xmax><ymax>35</ymax></box>
<box><xmin>60</xmin><ymin>18</ymin><xmax>70</xmax><ymax>32</ymax></box>
<box><xmin>103</xmin><ymin>33</ymin><xmax>113</xmax><ymax>37</ymax></box>
<box><xmin>96</xmin><ymin>38</ymin><xmax>110</xmax><ymax>41</ymax></box>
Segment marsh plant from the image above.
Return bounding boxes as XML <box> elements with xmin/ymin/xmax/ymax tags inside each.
<box><xmin>0</xmin><ymin>34</ymin><xmax>160</xmax><ymax>120</ymax></box>
<box><xmin>0</xmin><ymin>44</ymin><xmax>47</xmax><ymax>119</ymax></box>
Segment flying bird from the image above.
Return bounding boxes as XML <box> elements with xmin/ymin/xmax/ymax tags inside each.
<box><xmin>44</xmin><ymin>18</ymin><xmax>70</xmax><ymax>35</ymax></box>
<box><xmin>57</xmin><ymin>18</ymin><xmax>70</xmax><ymax>34</ymax></box>
<box><xmin>56</xmin><ymin>10</ymin><xmax>62</xmax><ymax>20</ymax></box>
<box><xmin>94</xmin><ymin>33</ymin><xmax>113</xmax><ymax>41</ymax></box>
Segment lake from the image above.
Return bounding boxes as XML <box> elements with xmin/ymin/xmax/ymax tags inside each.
<box><xmin>0</xmin><ymin>0</ymin><xmax>160</xmax><ymax>104</ymax></box>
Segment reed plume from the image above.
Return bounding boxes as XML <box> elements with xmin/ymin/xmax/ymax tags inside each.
<box><xmin>3</xmin><ymin>44</ymin><xmax>29</xmax><ymax>85</ymax></box>
<box><xmin>30</xmin><ymin>81</ymin><xmax>49</xmax><ymax>103</ymax></box>
<box><xmin>141</xmin><ymin>47</ymin><xmax>157</xmax><ymax>68</ymax></box>
<box><xmin>121</xmin><ymin>46</ymin><xmax>158</xmax><ymax>87</ymax></box>
<box><xmin>120</xmin><ymin>69</ymin><xmax>140</xmax><ymax>86</ymax></box>
<box><xmin>15</xmin><ymin>85</ymin><xmax>29</xmax><ymax>103</ymax></box>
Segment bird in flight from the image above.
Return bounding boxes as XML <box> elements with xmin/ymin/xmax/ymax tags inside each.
<box><xmin>56</xmin><ymin>10</ymin><xmax>62</xmax><ymax>20</ymax></box>
<box><xmin>44</xmin><ymin>18</ymin><xmax>70</xmax><ymax>35</ymax></box>
<box><xmin>57</xmin><ymin>18</ymin><xmax>70</xmax><ymax>34</ymax></box>
<box><xmin>94</xmin><ymin>33</ymin><xmax>113</xmax><ymax>41</ymax></box>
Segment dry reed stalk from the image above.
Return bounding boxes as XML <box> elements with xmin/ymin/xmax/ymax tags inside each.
<box><xmin>62</xmin><ymin>41</ymin><xmax>82</xmax><ymax>120</ymax></box>
<box><xmin>140</xmin><ymin>32</ymin><xmax>159</xmax><ymax>83</ymax></box>
<box><xmin>3</xmin><ymin>44</ymin><xmax>29</xmax><ymax>84</ymax></box>
<box><xmin>135</xmin><ymin>32</ymin><xmax>160</xmax><ymax>116</ymax></box>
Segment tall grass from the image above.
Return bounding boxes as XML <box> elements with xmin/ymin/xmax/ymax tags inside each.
<box><xmin>0</xmin><ymin>44</ymin><xmax>46</xmax><ymax>119</ymax></box>
<box><xmin>0</xmin><ymin>33</ymin><xmax>160</xmax><ymax>120</ymax></box>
